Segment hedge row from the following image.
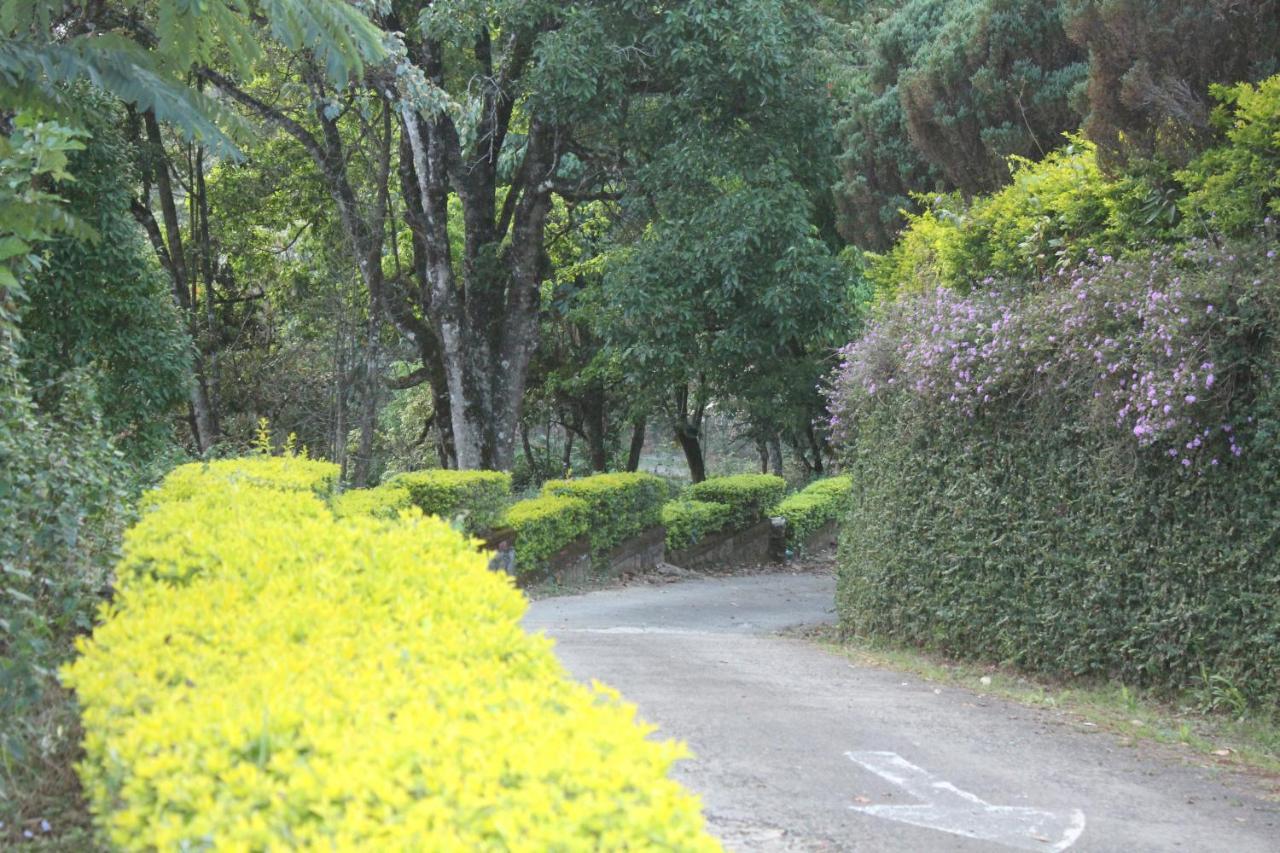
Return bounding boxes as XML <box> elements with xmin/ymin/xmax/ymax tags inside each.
<box><xmin>771</xmin><ymin>476</ymin><xmax>852</xmax><ymax>550</ymax></box>
<box><xmin>330</xmin><ymin>483</ymin><xmax>412</xmax><ymax>520</ymax></box>
<box><xmin>661</xmin><ymin>499</ymin><xmax>734</xmax><ymax>551</ymax></box>
<box><xmin>685</xmin><ymin>474</ymin><xmax>786</xmax><ymax>528</ymax></box>
<box><xmin>385</xmin><ymin>469</ymin><xmax>511</xmax><ymax>533</ymax></box>
<box><xmin>63</xmin><ymin>457</ymin><xmax>717</xmax><ymax>849</ymax></box>
<box><xmin>543</xmin><ymin>472</ymin><xmax>668</xmax><ymax>557</ymax></box>
<box><xmin>139</xmin><ymin>455</ymin><xmax>340</xmax><ymax>509</ymax></box>
<box><xmin>501</xmin><ymin>494</ymin><xmax>590</xmax><ymax>572</ymax></box>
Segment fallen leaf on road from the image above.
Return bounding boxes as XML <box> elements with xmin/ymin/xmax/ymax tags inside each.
<box><xmin>1212</xmin><ymin>748</ymin><xmax>1232</xmax><ymax>756</ymax></box>
<box><xmin>853</xmin><ymin>796</ymin><xmax>871</xmax><ymax>804</ymax></box>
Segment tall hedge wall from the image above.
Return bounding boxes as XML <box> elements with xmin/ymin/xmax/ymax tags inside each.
<box><xmin>830</xmin><ymin>240</ymin><xmax>1280</xmax><ymax>708</ymax></box>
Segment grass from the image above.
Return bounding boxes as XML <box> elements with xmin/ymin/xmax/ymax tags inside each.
<box><xmin>799</xmin><ymin>624</ymin><xmax>1280</xmax><ymax>791</ymax></box>
<box><xmin>0</xmin><ymin>684</ymin><xmax>99</xmax><ymax>851</ymax></box>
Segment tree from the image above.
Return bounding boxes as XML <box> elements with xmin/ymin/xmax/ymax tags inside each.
<box><xmin>20</xmin><ymin>95</ymin><xmax>191</xmax><ymax>460</ymax></box>
<box><xmin>601</xmin><ymin>3</ymin><xmax>854</xmax><ymax>482</ymax></box>
<box><xmin>834</xmin><ymin>0</ymin><xmax>1086</xmax><ymax>248</ymax></box>
<box><xmin>1064</xmin><ymin>0</ymin><xmax>1280</xmax><ymax>168</ymax></box>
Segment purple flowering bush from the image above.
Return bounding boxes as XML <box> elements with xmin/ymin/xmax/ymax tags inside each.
<box><xmin>831</xmin><ymin>239</ymin><xmax>1279</xmax><ymax>472</ymax></box>
<box><xmin>829</xmin><ymin>235</ymin><xmax>1280</xmax><ymax>707</ymax></box>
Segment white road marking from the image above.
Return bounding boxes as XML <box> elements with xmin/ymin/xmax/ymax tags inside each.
<box><xmin>846</xmin><ymin>751</ymin><xmax>1086</xmax><ymax>851</ymax></box>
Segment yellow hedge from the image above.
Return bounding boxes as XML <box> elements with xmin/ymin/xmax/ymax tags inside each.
<box><xmin>330</xmin><ymin>483</ymin><xmax>414</xmax><ymax>520</ymax></box>
<box><xmin>63</xmin><ymin>459</ymin><xmax>718</xmax><ymax>850</ymax></box>
<box><xmin>140</xmin><ymin>455</ymin><xmax>341</xmax><ymax>509</ymax></box>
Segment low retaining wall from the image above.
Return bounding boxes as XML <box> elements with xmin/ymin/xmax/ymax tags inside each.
<box><xmin>484</xmin><ymin>514</ymin><xmax>836</xmax><ymax>585</ymax></box>
<box><xmin>483</xmin><ymin>525</ymin><xmax>666</xmax><ymax>587</ymax></box>
<box><xmin>799</xmin><ymin>518</ymin><xmax>840</xmax><ymax>554</ymax></box>
<box><xmin>666</xmin><ymin>517</ymin><xmax>777</xmax><ymax>570</ymax></box>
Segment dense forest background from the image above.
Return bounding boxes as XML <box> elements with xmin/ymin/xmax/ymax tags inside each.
<box><xmin>4</xmin><ymin>0</ymin><xmax>1280</xmax><ymax>844</ymax></box>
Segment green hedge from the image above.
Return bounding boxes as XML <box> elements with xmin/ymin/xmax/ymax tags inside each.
<box><xmin>63</xmin><ymin>457</ymin><xmax>717</xmax><ymax>848</ymax></box>
<box><xmin>661</xmin><ymin>499</ymin><xmax>734</xmax><ymax>551</ymax></box>
<box><xmin>772</xmin><ymin>475</ymin><xmax>852</xmax><ymax>549</ymax></box>
<box><xmin>685</xmin><ymin>474</ymin><xmax>786</xmax><ymax>528</ymax></box>
<box><xmin>831</xmin><ymin>240</ymin><xmax>1280</xmax><ymax>708</ymax></box>
<box><xmin>502</xmin><ymin>495</ymin><xmax>591</xmax><ymax>575</ymax></box>
<box><xmin>385</xmin><ymin>469</ymin><xmax>512</xmax><ymax>534</ymax></box>
<box><xmin>543</xmin><ymin>473</ymin><xmax>666</xmax><ymax>558</ymax></box>
<box><xmin>331</xmin><ymin>484</ymin><xmax>413</xmax><ymax>520</ymax></box>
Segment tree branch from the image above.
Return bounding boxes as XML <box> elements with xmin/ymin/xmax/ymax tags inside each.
<box><xmin>197</xmin><ymin>67</ymin><xmax>326</xmax><ymax>165</ymax></box>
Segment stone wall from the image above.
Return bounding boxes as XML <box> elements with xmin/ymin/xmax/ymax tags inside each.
<box><xmin>800</xmin><ymin>519</ymin><xmax>839</xmax><ymax>554</ymax></box>
<box><xmin>666</xmin><ymin>517</ymin><xmax>777</xmax><ymax>571</ymax></box>
<box><xmin>483</xmin><ymin>525</ymin><xmax>666</xmax><ymax>587</ymax></box>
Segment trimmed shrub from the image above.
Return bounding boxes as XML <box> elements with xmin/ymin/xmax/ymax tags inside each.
<box><xmin>385</xmin><ymin>469</ymin><xmax>512</xmax><ymax>534</ymax></box>
<box><xmin>662</xmin><ymin>499</ymin><xmax>735</xmax><ymax>551</ymax></box>
<box><xmin>543</xmin><ymin>472</ymin><xmax>666</xmax><ymax>558</ymax></box>
<box><xmin>501</xmin><ymin>495</ymin><xmax>591</xmax><ymax>574</ymax></box>
<box><xmin>829</xmin><ymin>238</ymin><xmax>1280</xmax><ymax>707</ymax></box>
<box><xmin>62</xmin><ymin>464</ymin><xmax>718</xmax><ymax>850</ymax></box>
<box><xmin>331</xmin><ymin>484</ymin><xmax>413</xmax><ymax>520</ymax></box>
<box><xmin>772</xmin><ymin>476</ymin><xmax>853</xmax><ymax>550</ymax></box>
<box><xmin>802</xmin><ymin>475</ymin><xmax>853</xmax><ymax>499</ymax></box>
<box><xmin>685</xmin><ymin>474</ymin><xmax>786</xmax><ymax>529</ymax></box>
<box><xmin>141</xmin><ymin>455</ymin><xmax>340</xmax><ymax>509</ymax></box>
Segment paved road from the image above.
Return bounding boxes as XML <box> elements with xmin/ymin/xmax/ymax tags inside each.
<box><xmin>524</xmin><ymin>572</ymin><xmax>1280</xmax><ymax>852</ymax></box>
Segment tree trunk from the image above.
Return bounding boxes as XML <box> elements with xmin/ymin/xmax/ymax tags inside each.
<box><xmin>582</xmin><ymin>386</ymin><xmax>608</xmax><ymax>472</ymax></box>
<box><xmin>351</xmin><ymin>317</ymin><xmax>381</xmax><ymax>487</ymax></box>
<box><xmin>139</xmin><ymin>110</ymin><xmax>219</xmax><ymax>453</ymax></box>
<box><xmin>675</xmin><ymin>424</ymin><xmax>706</xmax><ymax>483</ymax></box>
<box><xmin>756</xmin><ymin>438</ymin><xmax>769</xmax><ymax>473</ymax></box>
<box><xmin>806</xmin><ymin>422</ymin><xmax>825</xmax><ymax>475</ymax></box>
<box><xmin>398</xmin><ymin>72</ymin><xmax>553</xmax><ymax>472</ymax></box>
<box><xmin>626</xmin><ymin>416</ymin><xmax>646</xmax><ymax>472</ymax></box>
<box><xmin>768</xmin><ymin>436</ymin><xmax>784</xmax><ymax>478</ymax></box>
<box><xmin>672</xmin><ymin>384</ymin><xmax>708</xmax><ymax>482</ymax></box>
<box><xmin>521</xmin><ymin>422</ymin><xmax>536</xmax><ymax>471</ymax></box>
<box><xmin>561</xmin><ymin>427</ymin><xmax>574</xmax><ymax>477</ymax></box>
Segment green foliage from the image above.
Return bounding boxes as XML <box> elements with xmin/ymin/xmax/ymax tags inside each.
<box><xmin>1179</xmin><ymin>75</ymin><xmax>1280</xmax><ymax>236</ymax></box>
<box><xmin>61</xmin><ymin>470</ymin><xmax>718</xmax><ymax>849</ymax></box>
<box><xmin>19</xmin><ymin>96</ymin><xmax>191</xmax><ymax>458</ymax></box>
<box><xmin>542</xmin><ymin>472</ymin><xmax>667</xmax><ymax>558</ymax></box>
<box><xmin>501</xmin><ymin>495</ymin><xmax>590</xmax><ymax>575</ymax></box>
<box><xmin>0</xmin><ymin>115</ymin><xmax>89</xmax><ymax>310</ymax></box>
<box><xmin>0</xmin><ymin>354</ymin><xmax>127</xmax><ymax>825</ymax></box>
<box><xmin>869</xmin><ymin>139</ymin><xmax>1162</xmax><ymax>295</ymax></box>
<box><xmin>772</xmin><ymin>475</ymin><xmax>852</xmax><ymax>549</ymax></box>
<box><xmin>1064</xmin><ymin>0</ymin><xmax>1280</xmax><ymax>168</ymax></box>
<box><xmin>869</xmin><ymin>73</ymin><xmax>1280</xmax><ymax>299</ymax></box>
<box><xmin>897</xmin><ymin>0</ymin><xmax>1086</xmax><ymax>193</ymax></box>
<box><xmin>802</xmin><ymin>474</ymin><xmax>854</xmax><ymax>499</ymax></box>
<box><xmin>0</xmin><ymin>0</ymin><xmax>387</xmax><ymax>155</ymax></box>
<box><xmin>686</xmin><ymin>474</ymin><xmax>787</xmax><ymax>529</ymax></box>
<box><xmin>331</xmin><ymin>484</ymin><xmax>413</xmax><ymax>521</ymax></box>
<box><xmin>835</xmin><ymin>0</ymin><xmax>1086</xmax><ymax>247</ymax></box>
<box><xmin>386</xmin><ymin>469</ymin><xmax>512</xmax><ymax>534</ymax></box>
<box><xmin>661</xmin><ymin>499</ymin><xmax>734</xmax><ymax>551</ymax></box>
